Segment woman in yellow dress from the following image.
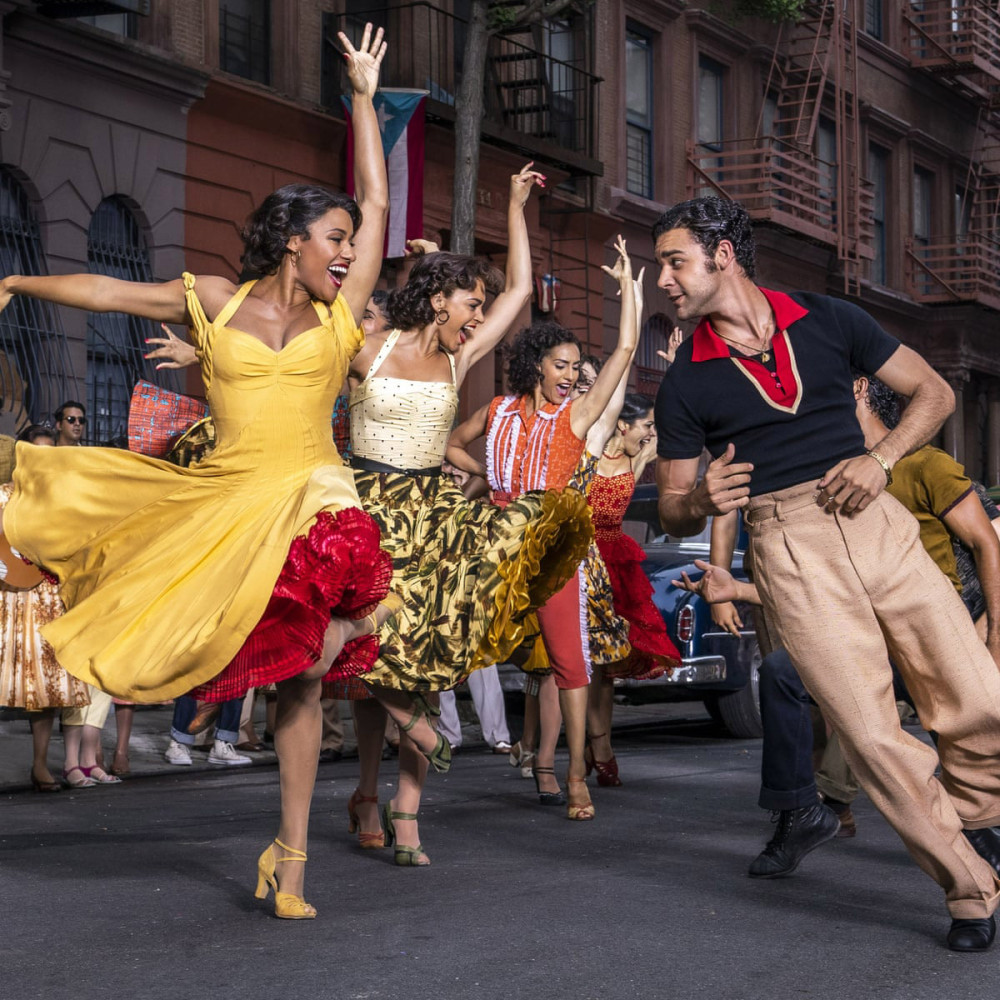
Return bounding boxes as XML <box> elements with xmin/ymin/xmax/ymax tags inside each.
<box><xmin>0</xmin><ymin>24</ymin><xmax>426</xmax><ymax>920</ymax></box>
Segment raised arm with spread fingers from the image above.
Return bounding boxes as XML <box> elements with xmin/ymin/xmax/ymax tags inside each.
<box><xmin>453</xmin><ymin>162</ymin><xmax>545</xmax><ymax>386</ymax></box>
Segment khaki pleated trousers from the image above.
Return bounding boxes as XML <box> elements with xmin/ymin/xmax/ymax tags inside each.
<box><xmin>746</xmin><ymin>481</ymin><xmax>1000</xmax><ymax>919</ymax></box>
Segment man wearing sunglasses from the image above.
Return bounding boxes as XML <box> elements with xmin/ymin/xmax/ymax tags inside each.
<box><xmin>54</xmin><ymin>401</ymin><xmax>86</xmax><ymax>447</ymax></box>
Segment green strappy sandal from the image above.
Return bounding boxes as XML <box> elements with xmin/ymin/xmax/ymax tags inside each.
<box><xmin>383</xmin><ymin>803</ymin><xmax>431</xmax><ymax>867</ymax></box>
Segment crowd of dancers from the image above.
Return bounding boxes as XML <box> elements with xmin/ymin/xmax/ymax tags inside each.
<box><xmin>3</xmin><ymin>20</ymin><xmax>1000</xmax><ymax>954</ymax></box>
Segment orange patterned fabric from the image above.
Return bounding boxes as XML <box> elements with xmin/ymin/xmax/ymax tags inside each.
<box><xmin>486</xmin><ymin>394</ymin><xmax>586</xmax><ymax>502</ymax></box>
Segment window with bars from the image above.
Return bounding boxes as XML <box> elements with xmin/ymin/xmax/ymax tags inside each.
<box><xmin>219</xmin><ymin>0</ymin><xmax>270</xmax><ymax>84</ymax></box>
<box><xmin>0</xmin><ymin>169</ymin><xmax>77</xmax><ymax>431</ymax></box>
<box><xmin>625</xmin><ymin>24</ymin><xmax>653</xmax><ymax>199</ymax></box>
<box><xmin>86</xmin><ymin>197</ymin><xmax>178</xmax><ymax>446</ymax></box>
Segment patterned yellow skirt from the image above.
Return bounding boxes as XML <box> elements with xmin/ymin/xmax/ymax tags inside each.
<box><xmin>349</xmin><ymin>471</ymin><xmax>592</xmax><ymax>692</ymax></box>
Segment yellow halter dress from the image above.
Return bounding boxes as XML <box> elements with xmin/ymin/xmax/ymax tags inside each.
<box><xmin>340</xmin><ymin>329</ymin><xmax>592</xmax><ymax>693</ymax></box>
<box><xmin>3</xmin><ymin>274</ymin><xmax>390</xmax><ymax>702</ymax></box>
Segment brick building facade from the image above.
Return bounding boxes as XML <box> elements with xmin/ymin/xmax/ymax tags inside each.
<box><xmin>2</xmin><ymin>1</ymin><xmax>998</xmax><ymax>482</ymax></box>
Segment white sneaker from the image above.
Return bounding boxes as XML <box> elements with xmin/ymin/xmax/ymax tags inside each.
<box><xmin>165</xmin><ymin>740</ymin><xmax>193</xmax><ymax>766</ymax></box>
<box><xmin>208</xmin><ymin>740</ymin><xmax>252</xmax><ymax>766</ymax></box>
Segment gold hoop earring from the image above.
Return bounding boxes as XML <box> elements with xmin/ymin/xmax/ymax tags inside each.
<box><xmin>289</xmin><ymin>248</ymin><xmax>302</xmax><ymax>266</ymax></box>
<box><xmin>434</xmin><ymin>309</ymin><xmax>450</xmax><ymax>326</ymax></box>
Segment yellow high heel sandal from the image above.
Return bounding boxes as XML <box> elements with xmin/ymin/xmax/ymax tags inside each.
<box><xmin>383</xmin><ymin>803</ymin><xmax>431</xmax><ymax>867</ymax></box>
<box><xmin>254</xmin><ymin>839</ymin><xmax>317</xmax><ymax>919</ymax></box>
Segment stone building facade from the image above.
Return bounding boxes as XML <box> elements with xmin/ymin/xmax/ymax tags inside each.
<box><xmin>3</xmin><ymin>1</ymin><xmax>999</xmax><ymax>482</ymax></box>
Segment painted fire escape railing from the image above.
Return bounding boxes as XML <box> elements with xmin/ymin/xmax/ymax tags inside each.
<box><xmin>687</xmin><ymin>0</ymin><xmax>872</xmax><ymax>291</ymax></box>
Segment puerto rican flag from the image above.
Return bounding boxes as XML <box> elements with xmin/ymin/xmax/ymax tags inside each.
<box><xmin>343</xmin><ymin>89</ymin><xmax>427</xmax><ymax>258</ymax></box>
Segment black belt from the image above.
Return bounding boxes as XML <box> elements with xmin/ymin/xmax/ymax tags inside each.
<box><xmin>351</xmin><ymin>456</ymin><xmax>442</xmax><ymax>477</ymax></box>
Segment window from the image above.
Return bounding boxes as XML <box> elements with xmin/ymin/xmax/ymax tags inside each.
<box><xmin>76</xmin><ymin>13</ymin><xmax>138</xmax><ymax>38</ymax></box>
<box><xmin>816</xmin><ymin>116</ymin><xmax>837</xmax><ymax>206</ymax></box>
<box><xmin>219</xmin><ymin>0</ymin><xmax>270</xmax><ymax>84</ymax></box>
<box><xmin>86</xmin><ymin>198</ymin><xmax>178</xmax><ymax>446</ymax></box>
<box><xmin>913</xmin><ymin>166</ymin><xmax>935</xmax><ymax>295</ymax></box>
<box><xmin>864</xmin><ymin>0</ymin><xmax>883</xmax><ymax>40</ymax></box>
<box><xmin>0</xmin><ymin>169</ymin><xmax>76</xmax><ymax>427</ymax></box>
<box><xmin>955</xmin><ymin>185</ymin><xmax>972</xmax><ymax>240</ymax></box>
<box><xmin>625</xmin><ymin>24</ymin><xmax>653</xmax><ymax>199</ymax></box>
<box><xmin>868</xmin><ymin>145</ymin><xmax>889</xmax><ymax>285</ymax></box>
<box><xmin>697</xmin><ymin>56</ymin><xmax>725</xmax><ymax>151</ymax></box>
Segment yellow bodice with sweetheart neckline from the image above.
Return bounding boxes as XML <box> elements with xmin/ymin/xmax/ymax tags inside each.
<box><xmin>349</xmin><ymin>329</ymin><xmax>458</xmax><ymax>470</ymax></box>
<box><xmin>4</xmin><ymin>273</ymin><xmax>366</xmax><ymax>701</ymax></box>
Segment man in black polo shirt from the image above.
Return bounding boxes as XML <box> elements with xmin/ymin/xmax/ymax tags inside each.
<box><xmin>652</xmin><ymin>196</ymin><xmax>1000</xmax><ymax>952</ymax></box>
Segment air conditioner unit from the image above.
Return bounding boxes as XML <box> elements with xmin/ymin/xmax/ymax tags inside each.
<box><xmin>34</xmin><ymin>0</ymin><xmax>150</xmax><ymax>17</ymax></box>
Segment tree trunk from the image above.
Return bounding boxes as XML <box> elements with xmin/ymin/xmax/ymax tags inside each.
<box><xmin>451</xmin><ymin>0</ymin><xmax>491</xmax><ymax>256</ymax></box>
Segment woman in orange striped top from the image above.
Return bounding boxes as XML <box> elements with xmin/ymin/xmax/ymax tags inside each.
<box><xmin>447</xmin><ymin>236</ymin><xmax>640</xmax><ymax>821</ymax></box>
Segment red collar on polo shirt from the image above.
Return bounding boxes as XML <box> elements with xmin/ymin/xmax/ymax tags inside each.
<box><xmin>690</xmin><ymin>288</ymin><xmax>810</xmax><ymax>362</ymax></box>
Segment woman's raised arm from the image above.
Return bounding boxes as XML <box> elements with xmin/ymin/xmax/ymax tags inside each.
<box><xmin>338</xmin><ymin>23</ymin><xmax>389</xmax><ymax>326</ymax></box>
<box><xmin>454</xmin><ymin>163</ymin><xmax>544</xmax><ymax>383</ymax></box>
<box><xmin>570</xmin><ymin>236</ymin><xmax>638</xmax><ymax>439</ymax></box>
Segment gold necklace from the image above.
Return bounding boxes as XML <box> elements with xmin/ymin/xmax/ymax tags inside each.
<box><xmin>716</xmin><ymin>318</ymin><xmax>776</xmax><ymax>363</ymax></box>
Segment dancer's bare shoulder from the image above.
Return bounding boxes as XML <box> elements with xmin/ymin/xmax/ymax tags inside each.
<box><xmin>187</xmin><ymin>274</ymin><xmax>242</xmax><ymax>321</ymax></box>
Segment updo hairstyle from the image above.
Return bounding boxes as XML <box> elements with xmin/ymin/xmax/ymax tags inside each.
<box><xmin>384</xmin><ymin>252</ymin><xmax>503</xmax><ymax>330</ymax></box>
<box><xmin>240</xmin><ymin>185</ymin><xmax>362</xmax><ymax>275</ymax></box>
<box><xmin>618</xmin><ymin>392</ymin><xmax>655</xmax><ymax>425</ymax></box>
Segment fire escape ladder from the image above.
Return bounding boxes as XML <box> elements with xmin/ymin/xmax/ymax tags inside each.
<box><xmin>833</xmin><ymin>0</ymin><xmax>867</xmax><ymax>294</ymax></box>
<box><xmin>772</xmin><ymin>0</ymin><xmax>836</xmax><ymax>150</ymax></box>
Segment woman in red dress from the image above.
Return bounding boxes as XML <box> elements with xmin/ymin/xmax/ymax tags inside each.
<box><xmin>586</xmin><ymin>393</ymin><xmax>680</xmax><ymax>785</ymax></box>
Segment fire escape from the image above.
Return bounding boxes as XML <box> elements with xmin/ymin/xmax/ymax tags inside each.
<box><xmin>902</xmin><ymin>1</ymin><xmax>1000</xmax><ymax>311</ymax></box>
<box><xmin>687</xmin><ymin>0</ymin><xmax>873</xmax><ymax>293</ymax></box>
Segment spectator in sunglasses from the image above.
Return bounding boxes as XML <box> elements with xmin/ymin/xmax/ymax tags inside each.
<box><xmin>54</xmin><ymin>401</ymin><xmax>86</xmax><ymax>447</ymax></box>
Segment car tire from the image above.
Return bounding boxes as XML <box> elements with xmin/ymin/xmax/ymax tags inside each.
<box><xmin>709</xmin><ymin>638</ymin><xmax>763</xmax><ymax>739</ymax></box>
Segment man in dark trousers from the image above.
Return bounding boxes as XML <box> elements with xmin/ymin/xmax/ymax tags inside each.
<box><xmin>652</xmin><ymin>196</ymin><xmax>1000</xmax><ymax>952</ymax></box>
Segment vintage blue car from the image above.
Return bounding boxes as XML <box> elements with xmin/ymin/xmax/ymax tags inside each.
<box><xmin>615</xmin><ymin>485</ymin><xmax>762</xmax><ymax>739</ymax></box>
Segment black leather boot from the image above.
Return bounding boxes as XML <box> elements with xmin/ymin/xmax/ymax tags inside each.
<box><xmin>964</xmin><ymin>826</ymin><xmax>1000</xmax><ymax>879</ymax></box>
<box><xmin>947</xmin><ymin>915</ymin><xmax>995</xmax><ymax>952</ymax></box>
<box><xmin>748</xmin><ymin>803</ymin><xmax>841</xmax><ymax>878</ymax></box>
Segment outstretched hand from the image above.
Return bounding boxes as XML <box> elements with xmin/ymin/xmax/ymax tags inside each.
<box><xmin>338</xmin><ymin>22</ymin><xmax>386</xmax><ymax>98</ymax></box>
<box><xmin>656</xmin><ymin>327</ymin><xmax>684</xmax><ymax>366</ymax></box>
<box><xmin>672</xmin><ymin>559</ymin><xmax>741</xmax><ymax>605</ymax></box>
<box><xmin>0</xmin><ymin>277</ymin><xmax>15</xmax><ymax>315</ymax></box>
<box><xmin>601</xmin><ymin>234</ymin><xmax>633</xmax><ymax>287</ymax></box>
<box><xmin>145</xmin><ymin>324</ymin><xmax>198</xmax><ymax>370</ymax></box>
<box><xmin>510</xmin><ymin>162</ymin><xmax>546</xmax><ymax>208</ymax></box>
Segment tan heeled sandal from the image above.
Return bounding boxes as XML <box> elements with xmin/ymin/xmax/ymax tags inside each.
<box><xmin>347</xmin><ymin>788</ymin><xmax>385</xmax><ymax>849</ymax></box>
<box><xmin>567</xmin><ymin>777</ymin><xmax>596</xmax><ymax>821</ymax></box>
<box><xmin>255</xmin><ymin>839</ymin><xmax>317</xmax><ymax>919</ymax></box>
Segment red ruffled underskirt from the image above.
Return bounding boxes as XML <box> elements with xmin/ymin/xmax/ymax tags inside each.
<box><xmin>596</xmin><ymin>531</ymin><xmax>681</xmax><ymax>682</ymax></box>
<box><xmin>192</xmin><ymin>507</ymin><xmax>392</xmax><ymax>702</ymax></box>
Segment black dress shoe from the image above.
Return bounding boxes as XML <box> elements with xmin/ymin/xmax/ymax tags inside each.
<box><xmin>964</xmin><ymin>826</ymin><xmax>1000</xmax><ymax>879</ymax></box>
<box><xmin>947</xmin><ymin>915</ymin><xmax>995</xmax><ymax>952</ymax></box>
<box><xmin>318</xmin><ymin>748</ymin><xmax>343</xmax><ymax>764</ymax></box>
<box><xmin>748</xmin><ymin>803</ymin><xmax>841</xmax><ymax>878</ymax></box>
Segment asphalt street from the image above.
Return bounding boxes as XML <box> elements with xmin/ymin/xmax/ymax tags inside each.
<box><xmin>1</xmin><ymin>713</ymin><xmax>992</xmax><ymax>1000</ymax></box>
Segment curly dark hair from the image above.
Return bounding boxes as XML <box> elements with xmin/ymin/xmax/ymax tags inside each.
<box><xmin>652</xmin><ymin>196</ymin><xmax>757</xmax><ymax>279</ymax></box>
<box><xmin>240</xmin><ymin>185</ymin><xmax>362</xmax><ymax>275</ymax></box>
<box><xmin>618</xmin><ymin>392</ymin><xmax>655</xmax><ymax>426</ymax></box>
<box><xmin>385</xmin><ymin>252</ymin><xmax>503</xmax><ymax>330</ymax></box>
<box><xmin>852</xmin><ymin>370</ymin><xmax>902</xmax><ymax>429</ymax></box>
<box><xmin>504</xmin><ymin>321</ymin><xmax>581</xmax><ymax>396</ymax></box>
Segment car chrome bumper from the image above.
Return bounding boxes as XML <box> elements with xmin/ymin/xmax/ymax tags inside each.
<box><xmin>619</xmin><ymin>655</ymin><xmax>728</xmax><ymax>687</ymax></box>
